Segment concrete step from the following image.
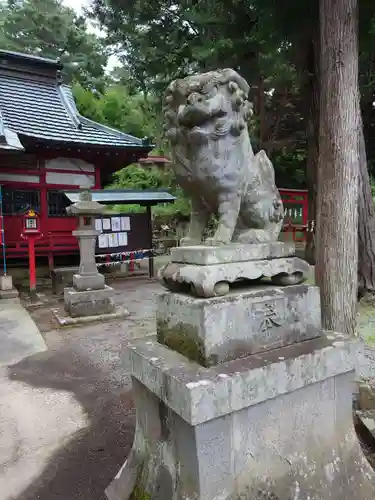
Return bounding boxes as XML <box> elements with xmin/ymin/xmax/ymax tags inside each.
<box><xmin>0</xmin><ymin>298</ymin><xmax>46</xmax><ymax>366</ymax></box>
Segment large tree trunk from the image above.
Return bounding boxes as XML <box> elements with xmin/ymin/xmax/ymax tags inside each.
<box><xmin>316</xmin><ymin>0</ymin><xmax>359</xmax><ymax>334</ymax></box>
<box><xmin>358</xmin><ymin>112</ymin><xmax>375</xmax><ymax>298</ymax></box>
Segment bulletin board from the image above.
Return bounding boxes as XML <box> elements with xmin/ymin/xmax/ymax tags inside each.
<box><xmin>94</xmin><ymin>212</ymin><xmax>150</xmax><ymax>254</ymax></box>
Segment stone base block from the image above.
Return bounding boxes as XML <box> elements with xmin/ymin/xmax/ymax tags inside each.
<box><xmin>160</xmin><ymin>256</ymin><xmax>310</xmax><ymax>298</ymax></box>
<box><xmin>357</xmin><ymin>409</ymin><xmax>375</xmax><ymax>436</ymax></box>
<box><xmin>358</xmin><ymin>383</ymin><xmax>375</xmax><ymax>411</ymax></box>
<box><xmin>157</xmin><ymin>284</ymin><xmax>321</xmax><ymax>366</ymax></box>
<box><xmin>0</xmin><ymin>288</ymin><xmax>19</xmax><ymax>299</ymax></box>
<box><xmin>64</xmin><ymin>285</ymin><xmax>115</xmax><ymax>318</ymax></box>
<box><xmin>51</xmin><ymin>266</ymin><xmax>79</xmax><ymax>295</ymax></box>
<box><xmin>0</xmin><ymin>275</ymin><xmax>13</xmax><ymax>291</ymax></box>
<box><xmin>170</xmin><ymin>241</ymin><xmax>296</xmax><ymax>265</ymax></box>
<box><xmin>106</xmin><ymin>333</ymin><xmax>375</xmax><ymax>500</ymax></box>
<box><xmin>73</xmin><ymin>273</ymin><xmax>105</xmax><ymax>291</ymax></box>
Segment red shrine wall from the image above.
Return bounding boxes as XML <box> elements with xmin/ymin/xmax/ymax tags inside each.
<box><xmin>0</xmin><ymin>154</ymin><xmax>101</xmax><ymax>265</ymax></box>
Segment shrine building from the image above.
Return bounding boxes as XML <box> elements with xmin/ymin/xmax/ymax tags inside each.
<box><xmin>0</xmin><ymin>50</ymin><xmax>154</xmax><ymax>268</ymax></box>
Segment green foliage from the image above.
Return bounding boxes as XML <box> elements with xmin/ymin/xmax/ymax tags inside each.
<box><xmin>273</xmin><ymin>148</ymin><xmax>307</xmax><ymax>188</ymax></box>
<box><xmin>130</xmin><ymin>485</ymin><xmax>151</xmax><ymax>500</ymax></box>
<box><xmin>72</xmin><ymin>83</ymin><xmax>159</xmax><ymax>139</ymax></box>
<box><xmin>108</xmin><ymin>164</ymin><xmax>191</xmax><ymax>220</ymax></box>
<box><xmin>112</xmin><ymin>164</ymin><xmax>171</xmax><ymax>190</ymax></box>
<box><xmin>0</xmin><ymin>0</ymin><xmax>108</xmax><ymax>90</ymax></box>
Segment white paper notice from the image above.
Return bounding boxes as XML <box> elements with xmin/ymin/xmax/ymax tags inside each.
<box><xmin>120</xmin><ymin>216</ymin><xmax>130</xmax><ymax>231</ymax></box>
<box><xmin>111</xmin><ymin>216</ymin><xmax>121</xmax><ymax>232</ymax></box>
<box><xmin>98</xmin><ymin>233</ymin><xmax>108</xmax><ymax>248</ymax></box>
<box><xmin>95</xmin><ymin>218</ymin><xmax>103</xmax><ymax>232</ymax></box>
<box><xmin>102</xmin><ymin>219</ymin><xmax>111</xmax><ymax>230</ymax></box>
<box><xmin>108</xmin><ymin>233</ymin><xmax>119</xmax><ymax>247</ymax></box>
<box><xmin>118</xmin><ymin>232</ymin><xmax>128</xmax><ymax>247</ymax></box>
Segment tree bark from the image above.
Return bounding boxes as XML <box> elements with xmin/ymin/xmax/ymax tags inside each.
<box><xmin>358</xmin><ymin>111</ymin><xmax>375</xmax><ymax>298</ymax></box>
<box><xmin>316</xmin><ymin>0</ymin><xmax>359</xmax><ymax>334</ymax></box>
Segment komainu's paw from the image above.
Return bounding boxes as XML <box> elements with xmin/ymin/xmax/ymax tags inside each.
<box><xmin>233</xmin><ymin>229</ymin><xmax>273</xmax><ymax>244</ymax></box>
<box><xmin>204</xmin><ymin>237</ymin><xmax>230</xmax><ymax>246</ymax></box>
<box><xmin>180</xmin><ymin>237</ymin><xmax>202</xmax><ymax>246</ymax></box>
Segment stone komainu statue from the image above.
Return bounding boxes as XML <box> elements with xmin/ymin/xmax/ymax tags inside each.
<box><xmin>164</xmin><ymin>68</ymin><xmax>284</xmax><ymax>245</ymax></box>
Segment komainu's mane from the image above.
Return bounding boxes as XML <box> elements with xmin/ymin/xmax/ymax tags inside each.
<box><xmin>163</xmin><ymin>68</ymin><xmax>253</xmax><ymax>144</ymax></box>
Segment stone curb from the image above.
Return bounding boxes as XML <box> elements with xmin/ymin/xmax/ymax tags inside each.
<box><xmin>52</xmin><ymin>306</ymin><xmax>129</xmax><ymax>327</ymax></box>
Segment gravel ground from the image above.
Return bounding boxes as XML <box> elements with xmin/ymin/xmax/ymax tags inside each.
<box><xmin>356</xmin><ymin>303</ymin><xmax>375</xmax><ymax>383</ymax></box>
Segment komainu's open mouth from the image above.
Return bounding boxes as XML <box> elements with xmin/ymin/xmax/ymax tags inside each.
<box><xmin>177</xmin><ymin>102</ymin><xmax>211</xmax><ymax>128</ymax></box>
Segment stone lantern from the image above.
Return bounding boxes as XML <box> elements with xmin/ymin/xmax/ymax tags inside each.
<box><xmin>64</xmin><ymin>189</ymin><xmax>115</xmax><ymax>318</ymax></box>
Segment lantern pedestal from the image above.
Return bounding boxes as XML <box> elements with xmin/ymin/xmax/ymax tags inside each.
<box><xmin>64</xmin><ymin>286</ymin><xmax>115</xmax><ymax>318</ymax></box>
<box><xmin>63</xmin><ymin>190</ymin><xmax>116</xmax><ymax>318</ymax></box>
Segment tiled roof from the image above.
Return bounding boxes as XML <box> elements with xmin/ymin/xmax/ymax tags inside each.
<box><xmin>0</xmin><ymin>49</ymin><xmax>63</xmax><ymax>69</ymax></box>
<box><xmin>0</xmin><ymin>110</ymin><xmax>24</xmax><ymax>150</ymax></box>
<box><xmin>0</xmin><ymin>50</ymin><xmax>150</xmax><ymax>150</ymax></box>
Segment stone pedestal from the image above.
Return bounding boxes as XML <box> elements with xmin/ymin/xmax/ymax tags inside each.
<box><xmin>64</xmin><ymin>286</ymin><xmax>115</xmax><ymax>318</ymax></box>
<box><xmin>159</xmin><ymin>242</ymin><xmax>311</xmax><ymax>297</ymax></box>
<box><xmin>72</xmin><ymin>271</ymin><xmax>105</xmax><ymax>292</ymax></box>
<box><xmin>107</xmin><ymin>242</ymin><xmax>375</xmax><ymax>499</ymax></box>
<box><xmin>157</xmin><ymin>284</ymin><xmax>321</xmax><ymax>366</ymax></box>
<box><xmin>63</xmin><ymin>189</ymin><xmax>116</xmax><ymax>318</ymax></box>
<box><xmin>107</xmin><ymin>334</ymin><xmax>375</xmax><ymax>500</ymax></box>
<box><xmin>72</xmin><ymin>227</ymin><xmax>105</xmax><ymax>291</ymax></box>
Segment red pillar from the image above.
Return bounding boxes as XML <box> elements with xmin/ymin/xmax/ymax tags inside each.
<box><xmin>129</xmin><ymin>252</ymin><xmax>135</xmax><ymax>272</ymax></box>
<box><xmin>302</xmin><ymin>191</ymin><xmax>308</xmax><ymax>225</ymax></box>
<box><xmin>28</xmin><ymin>237</ymin><xmax>37</xmax><ymax>292</ymax></box>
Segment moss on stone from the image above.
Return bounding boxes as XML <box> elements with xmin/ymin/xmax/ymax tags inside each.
<box><xmin>157</xmin><ymin>320</ymin><xmax>206</xmax><ymax>366</ymax></box>
<box><xmin>130</xmin><ymin>485</ymin><xmax>151</xmax><ymax>500</ymax></box>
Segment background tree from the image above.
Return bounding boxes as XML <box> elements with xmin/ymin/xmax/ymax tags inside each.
<box><xmin>89</xmin><ymin>0</ymin><xmax>307</xmax><ymax>186</ymax></box>
<box><xmin>0</xmin><ymin>0</ymin><xmax>108</xmax><ymax>90</ymax></box>
<box><xmin>72</xmin><ymin>83</ymin><xmax>159</xmax><ymax>141</ymax></box>
<box><xmin>356</xmin><ymin>1</ymin><xmax>375</xmax><ymax>298</ymax></box>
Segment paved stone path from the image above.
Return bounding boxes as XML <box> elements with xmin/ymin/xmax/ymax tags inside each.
<box><xmin>0</xmin><ymin>297</ymin><xmax>46</xmax><ymax>366</ymax></box>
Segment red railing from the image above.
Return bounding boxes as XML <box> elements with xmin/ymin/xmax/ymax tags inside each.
<box><xmin>279</xmin><ymin>188</ymin><xmax>308</xmax><ymax>243</ymax></box>
<box><xmin>1</xmin><ymin>215</ymin><xmax>78</xmax><ymax>259</ymax></box>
